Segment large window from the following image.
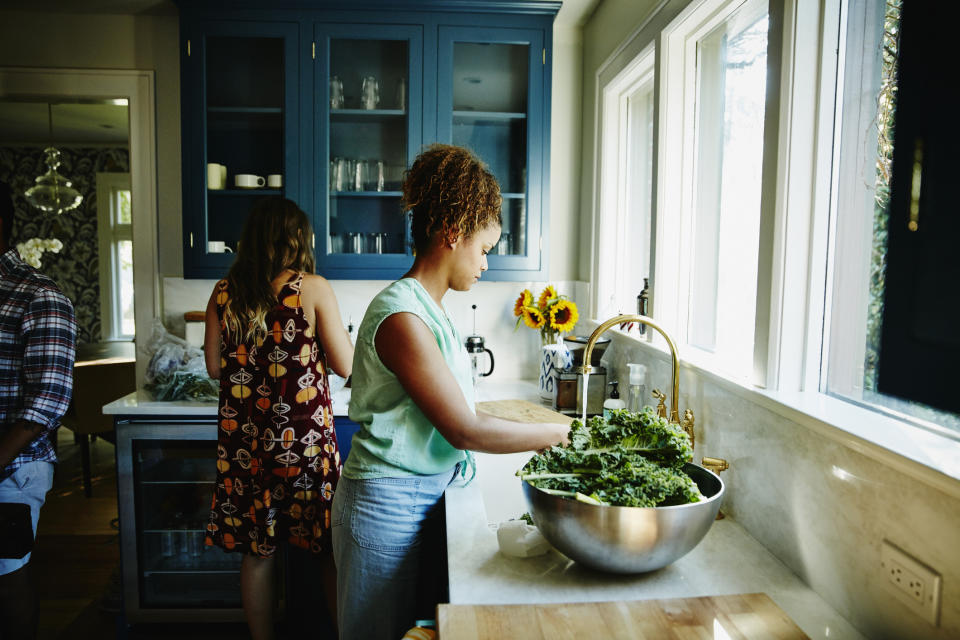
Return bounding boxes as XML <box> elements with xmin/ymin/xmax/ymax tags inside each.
<box><xmin>594</xmin><ymin>47</ymin><xmax>655</xmax><ymax>323</ymax></box>
<box><xmin>593</xmin><ymin>0</ymin><xmax>958</xmax><ymax>438</ymax></box>
<box><xmin>825</xmin><ymin>0</ymin><xmax>959</xmax><ymax>434</ymax></box>
<box><xmin>96</xmin><ymin>172</ymin><xmax>134</xmax><ymax>340</ymax></box>
<box><xmin>598</xmin><ymin>0</ymin><xmax>770</xmax><ymax>382</ymax></box>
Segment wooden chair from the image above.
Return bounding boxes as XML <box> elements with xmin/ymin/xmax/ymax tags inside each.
<box><xmin>61</xmin><ymin>358</ymin><xmax>136</xmax><ymax>497</ymax></box>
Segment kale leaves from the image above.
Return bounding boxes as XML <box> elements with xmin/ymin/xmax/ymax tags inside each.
<box><xmin>518</xmin><ymin>407</ymin><xmax>703</xmax><ymax>508</ymax></box>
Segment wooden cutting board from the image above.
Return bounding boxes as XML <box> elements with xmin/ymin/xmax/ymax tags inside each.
<box><xmin>475</xmin><ymin>399</ymin><xmax>573</xmax><ymax>425</ymax></box>
<box><xmin>437</xmin><ymin>593</ymin><xmax>809</xmax><ymax>639</ymax></box>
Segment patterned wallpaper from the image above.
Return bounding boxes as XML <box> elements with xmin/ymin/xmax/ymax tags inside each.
<box><xmin>0</xmin><ymin>146</ymin><xmax>129</xmax><ymax>344</ymax></box>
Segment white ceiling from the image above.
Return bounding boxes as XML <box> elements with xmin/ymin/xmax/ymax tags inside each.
<box><xmin>0</xmin><ymin>101</ymin><xmax>130</xmax><ymax>145</ymax></box>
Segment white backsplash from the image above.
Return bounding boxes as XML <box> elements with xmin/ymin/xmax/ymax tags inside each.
<box><xmin>162</xmin><ymin>277</ymin><xmax>589</xmax><ymax>385</ymax></box>
<box><xmin>599</xmin><ymin>329</ymin><xmax>960</xmax><ymax>640</ymax></box>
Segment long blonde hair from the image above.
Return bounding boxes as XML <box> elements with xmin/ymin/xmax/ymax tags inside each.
<box><xmin>222</xmin><ymin>197</ymin><xmax>315</xmax><ymax>342</ymax></box>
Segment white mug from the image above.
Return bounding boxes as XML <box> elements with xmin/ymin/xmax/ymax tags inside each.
<box><xmin>235</xmin><ymin>174</ymin><xmax>265</xmax><ymax>189</ymax></box>
<box><xmin>267</xmin><ymin>174</ymin><xmax>283</xmax><ymax>188</ymax></box>
<box><xmin>207</xmin><ymin>241</ymin><xmax>233</xmax><ymax>253</ymax></box>
<box><xmin>207</xmin><ymin>163</ymin><xmax>226</xmax><ymax>190</ymax></box>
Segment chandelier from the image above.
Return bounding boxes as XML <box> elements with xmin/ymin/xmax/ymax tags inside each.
<box><xmin>24</xmin><ymin>104</ymin><xmax>82</xmax><ymax>214</ymax></box>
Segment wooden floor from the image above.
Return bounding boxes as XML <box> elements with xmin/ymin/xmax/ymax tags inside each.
<box><xmin>33</xmin><ymin>430</ymin><xmax>249</xmax><ymax>639</ymax></box>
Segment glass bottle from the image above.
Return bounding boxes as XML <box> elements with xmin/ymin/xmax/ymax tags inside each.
<box><xmin>636</xmin><ymin>277</ymin><xmax>650</xmax><ymax>336</ymax></box>
<box><xmin>626</xmin><ymin>363</ymin><xmax>647</xmax><ymax>412</ymax></box>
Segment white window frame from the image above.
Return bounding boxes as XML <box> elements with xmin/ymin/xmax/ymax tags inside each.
<box><xmin>96</xmin><ymin>172</ymin><xmax>134</xmax><ymax>341</ymax></box>
<box><xmin>593</xmin><ymin>45</ymin><xmax>656</xmax><ymax>323</ymax></box>
<box><xmin>656</xmin><ymin>0</ymin><xmax>776</xmax><ymax>385</ymax></box>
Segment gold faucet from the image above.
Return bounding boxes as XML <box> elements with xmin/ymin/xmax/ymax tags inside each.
<box><xmin>580</xmin><ymin>314</ymin><xmax>727</xmax><ymax>473</ymax></box>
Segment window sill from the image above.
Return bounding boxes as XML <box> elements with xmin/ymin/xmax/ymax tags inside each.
<box><xmin>586</xmin><ymin>321</ymin><xmax>960</xmax><ymax>500</ymax></box>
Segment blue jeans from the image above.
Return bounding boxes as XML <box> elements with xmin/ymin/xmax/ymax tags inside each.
<box><xmin>0</xmin><ymin>461</ymin><xmax>54</xmax><ymax>575</ymax></box>
<box><xmin>331</xmin><ymin>465</ymin><xmax>460</xmax><ymax>640</ymax></box>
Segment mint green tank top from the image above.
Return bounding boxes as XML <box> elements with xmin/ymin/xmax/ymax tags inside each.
<box><xmin>344</xmin><ymin>278</ymin><xmax>475</xmax><ymax>478</ymax></box>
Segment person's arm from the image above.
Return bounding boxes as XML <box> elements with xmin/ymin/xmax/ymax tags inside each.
<box><xmin>375</xmin><ymin>312</ymin><xmax>568</xmax><ymax>453</ymax></box>
<box><xmin>203</xmin><ymin>285</ymin><xmax>221</xmax><ymax>379</ymax></box>
<box><xmin>305</xmin><ymin>275</ymin><xmax>354</xmax><ymax>378</ymax></box>
<box><xmin>0</xmin><ymin>289</ymin><xmax>76</xmax><ymax>469</ymax></box>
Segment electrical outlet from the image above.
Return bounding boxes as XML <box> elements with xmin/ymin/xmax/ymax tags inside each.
<box><xmin>880</xmin><ymin>540</ymin><xmax>941</xmax><ymax>626</ymax></box>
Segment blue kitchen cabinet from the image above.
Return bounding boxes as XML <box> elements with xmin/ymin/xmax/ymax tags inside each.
<box><xmin>179</xmin><ymin>19</ymin><xmax>302</xmax><ymax>279</ymax></box>
<box><xmin>178</xmin><ymin>3</ymin><xmax>558</xmax><ymax>281</ymax></box>
<box><xmin>437</xmin><ymin>24</ymin><xmax>551</xmax><ymax>279</ymax></box>
<box><xmin>311</xmin><ymin>22</ymin><xmax>423</xmax><ymax>279</ymax></box>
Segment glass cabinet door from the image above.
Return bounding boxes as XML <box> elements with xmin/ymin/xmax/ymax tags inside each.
<box><xmin>438</xmin><ymin>26</ymin><xmax>545</xmax><ymax>274</ymax></box>
<box><xmin>133</xmin><ymin>439</ymin><xmax>241</xmax><ymax>609</ymax></box>
<box><xmin>314</xmin><ymin>24</ymin><xmax>422</xmax><ymax>278</ymax></box>
<box><xmin>183</xmin><ymin>22</ymin><xmax>299</xmax><ymax>278</ymax></box>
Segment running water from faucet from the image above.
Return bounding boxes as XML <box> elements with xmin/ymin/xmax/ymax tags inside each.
<box><xmin>581</xmin><ymin>371</ymin><xmax>590</xmax><ymax>424</ymax></box>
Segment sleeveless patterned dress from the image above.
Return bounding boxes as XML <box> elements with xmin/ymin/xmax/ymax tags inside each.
<box><xmin>205</xmin><ymin>272</ymin><xmax>341</xmax><ymax>557</ymax></box>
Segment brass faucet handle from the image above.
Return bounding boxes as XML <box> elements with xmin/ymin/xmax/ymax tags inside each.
<box><xmin>701</xmin><ymin>457</ymin><xmax>729</xmax><ymax>473</ymax></box>
<box><xmin>680</xmin><ymin>408</ymin><xmax>695</xmax><ymax>449</ymax></box>
<box><xmin>651</xmin><ymin>389</ymin><xmax>667</xmax><ymax>419</ymax></box>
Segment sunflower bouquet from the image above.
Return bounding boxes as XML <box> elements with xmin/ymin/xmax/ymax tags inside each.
<box><xmin>514</xmin><ymin>285</ymin><xmax>579</xmax><ymax>345</ymax></box>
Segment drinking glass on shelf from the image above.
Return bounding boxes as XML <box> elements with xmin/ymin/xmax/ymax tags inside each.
<box><xmin>368</xmin><ymin>160</ymin><xmax>385</xmax><ymax>192</ymax></box>
<box><xmin>330</xmin><ymin>75</ymin><xmax>344</xmax><ymax>109</ymax></box>
<box><xmin>366</xmin><ymin>232</ymin><xmax>386</xmax><ymax>254</ymax></box>
<box><xmin>396</xmin><ymin>78</ymin><xmax>407</xmax><ymax>110</ymax></box>
<box><xmin>354</xmin><ymin>160</ymin><xmax>371</xmax><ymax>192</ymax></box>
<box><xmin>329</xmin><ymin>233</ymin><xmax>343</xmax><ymax>254</ymax></box>
<box><xmin>498</xmin><ymin>231</ymin><xmax>513</xmax><ymax>255</ymax></box>
<box><xmin>361</xmin><ymin>76</ymin><xmax>379</xmax><ymax>110</ymax></box>
<box><xmin>332</xmin><ymin>157</ymin><xmax>352</xmax><ymax>192</ymax></box>
<box><xmin>346</xmin><ymin>232</ymin><xmax>364</xmax><ymax>254</ymax></box>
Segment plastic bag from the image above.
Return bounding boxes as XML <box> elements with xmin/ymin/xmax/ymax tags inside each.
<box><xmin>144</xmin><ymin>319</ymin><xmax>219</xmax><ymax>402</ymax></box>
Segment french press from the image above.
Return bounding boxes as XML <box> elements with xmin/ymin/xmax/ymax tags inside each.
<box><xmin>465</xmin><ymin>305</ymin><xmax>494</xmax><ymax>387</ymax></box>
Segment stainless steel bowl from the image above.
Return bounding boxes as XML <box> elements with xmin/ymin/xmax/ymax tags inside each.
<box><xmin>522</xmin><ymin>462</ymin><xmax>724</xmax><ymax>573</ymax></box>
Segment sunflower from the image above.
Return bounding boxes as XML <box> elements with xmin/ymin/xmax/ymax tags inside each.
<box><xmin>548</xmin><ymin>299</ymin><xmax>579</xmax><ymax>333</ymax></box>
<box><xmin>514</xmin><ymin>289</ymin><xmax>533</xmax><ymax>317</ymax></box>
<box><xmin>537</xmin><ymin>285</ymin><xmax>557</xmax><ymax>311</ymax></box>
<box><xmin>521</xmin><ymin>306</ymin><xmax>546</xmax><ymax>329</ymax></box>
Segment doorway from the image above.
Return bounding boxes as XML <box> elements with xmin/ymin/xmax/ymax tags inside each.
<box><xmin>0</xmin><ymin>67</ymin><xmax>159</xmax><ymax>385</ymax></box>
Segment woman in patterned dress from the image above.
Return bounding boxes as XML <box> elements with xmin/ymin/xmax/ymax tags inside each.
<box><xmin>203</xmin><ymin>197</ymin><xmax>354</xmax><ymax>640</ymax></box>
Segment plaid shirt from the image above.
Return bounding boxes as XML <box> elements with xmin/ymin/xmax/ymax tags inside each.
<box><xmin>0</xmin><ymin>248</ymin><xmax>76</xmax><ymax>481</ymax></box>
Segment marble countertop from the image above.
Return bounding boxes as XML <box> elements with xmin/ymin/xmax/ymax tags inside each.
<box><xmin>103</xmin><ymin>386</ymin><xmax>351</xmax><ymax>416</ymax></box>
<box><xmin>102</xmin><ymin>377</ymin><xmax>535</xmax><ymax>418</ymax></box>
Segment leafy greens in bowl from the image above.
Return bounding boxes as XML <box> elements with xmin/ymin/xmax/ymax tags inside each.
<box><xmin>516</xmin><ymin>408</ymin><xmax>724</xmax><ymax>573</ymax></box>
<box><xmin>518</xmin><ymin>407</ymin><xmax>703</xmax><ymax>507</ymax></box>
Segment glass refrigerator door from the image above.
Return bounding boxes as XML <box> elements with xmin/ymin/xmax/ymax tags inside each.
<box><xmin>133</xmin><ymin>439</ymin><xmax>241</xmax><ymax>608</ymax></box>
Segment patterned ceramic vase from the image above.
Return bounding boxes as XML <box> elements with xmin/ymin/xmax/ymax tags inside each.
<box><xmin>538</xmin><ymin>338</ymin><xmax>573</xmax><ymax>400</ymax></box>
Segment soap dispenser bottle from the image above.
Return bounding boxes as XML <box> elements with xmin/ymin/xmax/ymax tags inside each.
<box><xmin>626</xmin><ymin>363</ymin><xmax>647</xmax><ymax>412</ymax></box>
<box><xmin>603</xmin><ymin>381</ymin><xmax>626</xmax><ymax>420</ymax></box>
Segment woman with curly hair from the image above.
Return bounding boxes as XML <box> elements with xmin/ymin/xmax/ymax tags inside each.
<box><xmin>332</xmin><ymin>144</ymin><xmax>569</xmax><ymax>640</ymax></box>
